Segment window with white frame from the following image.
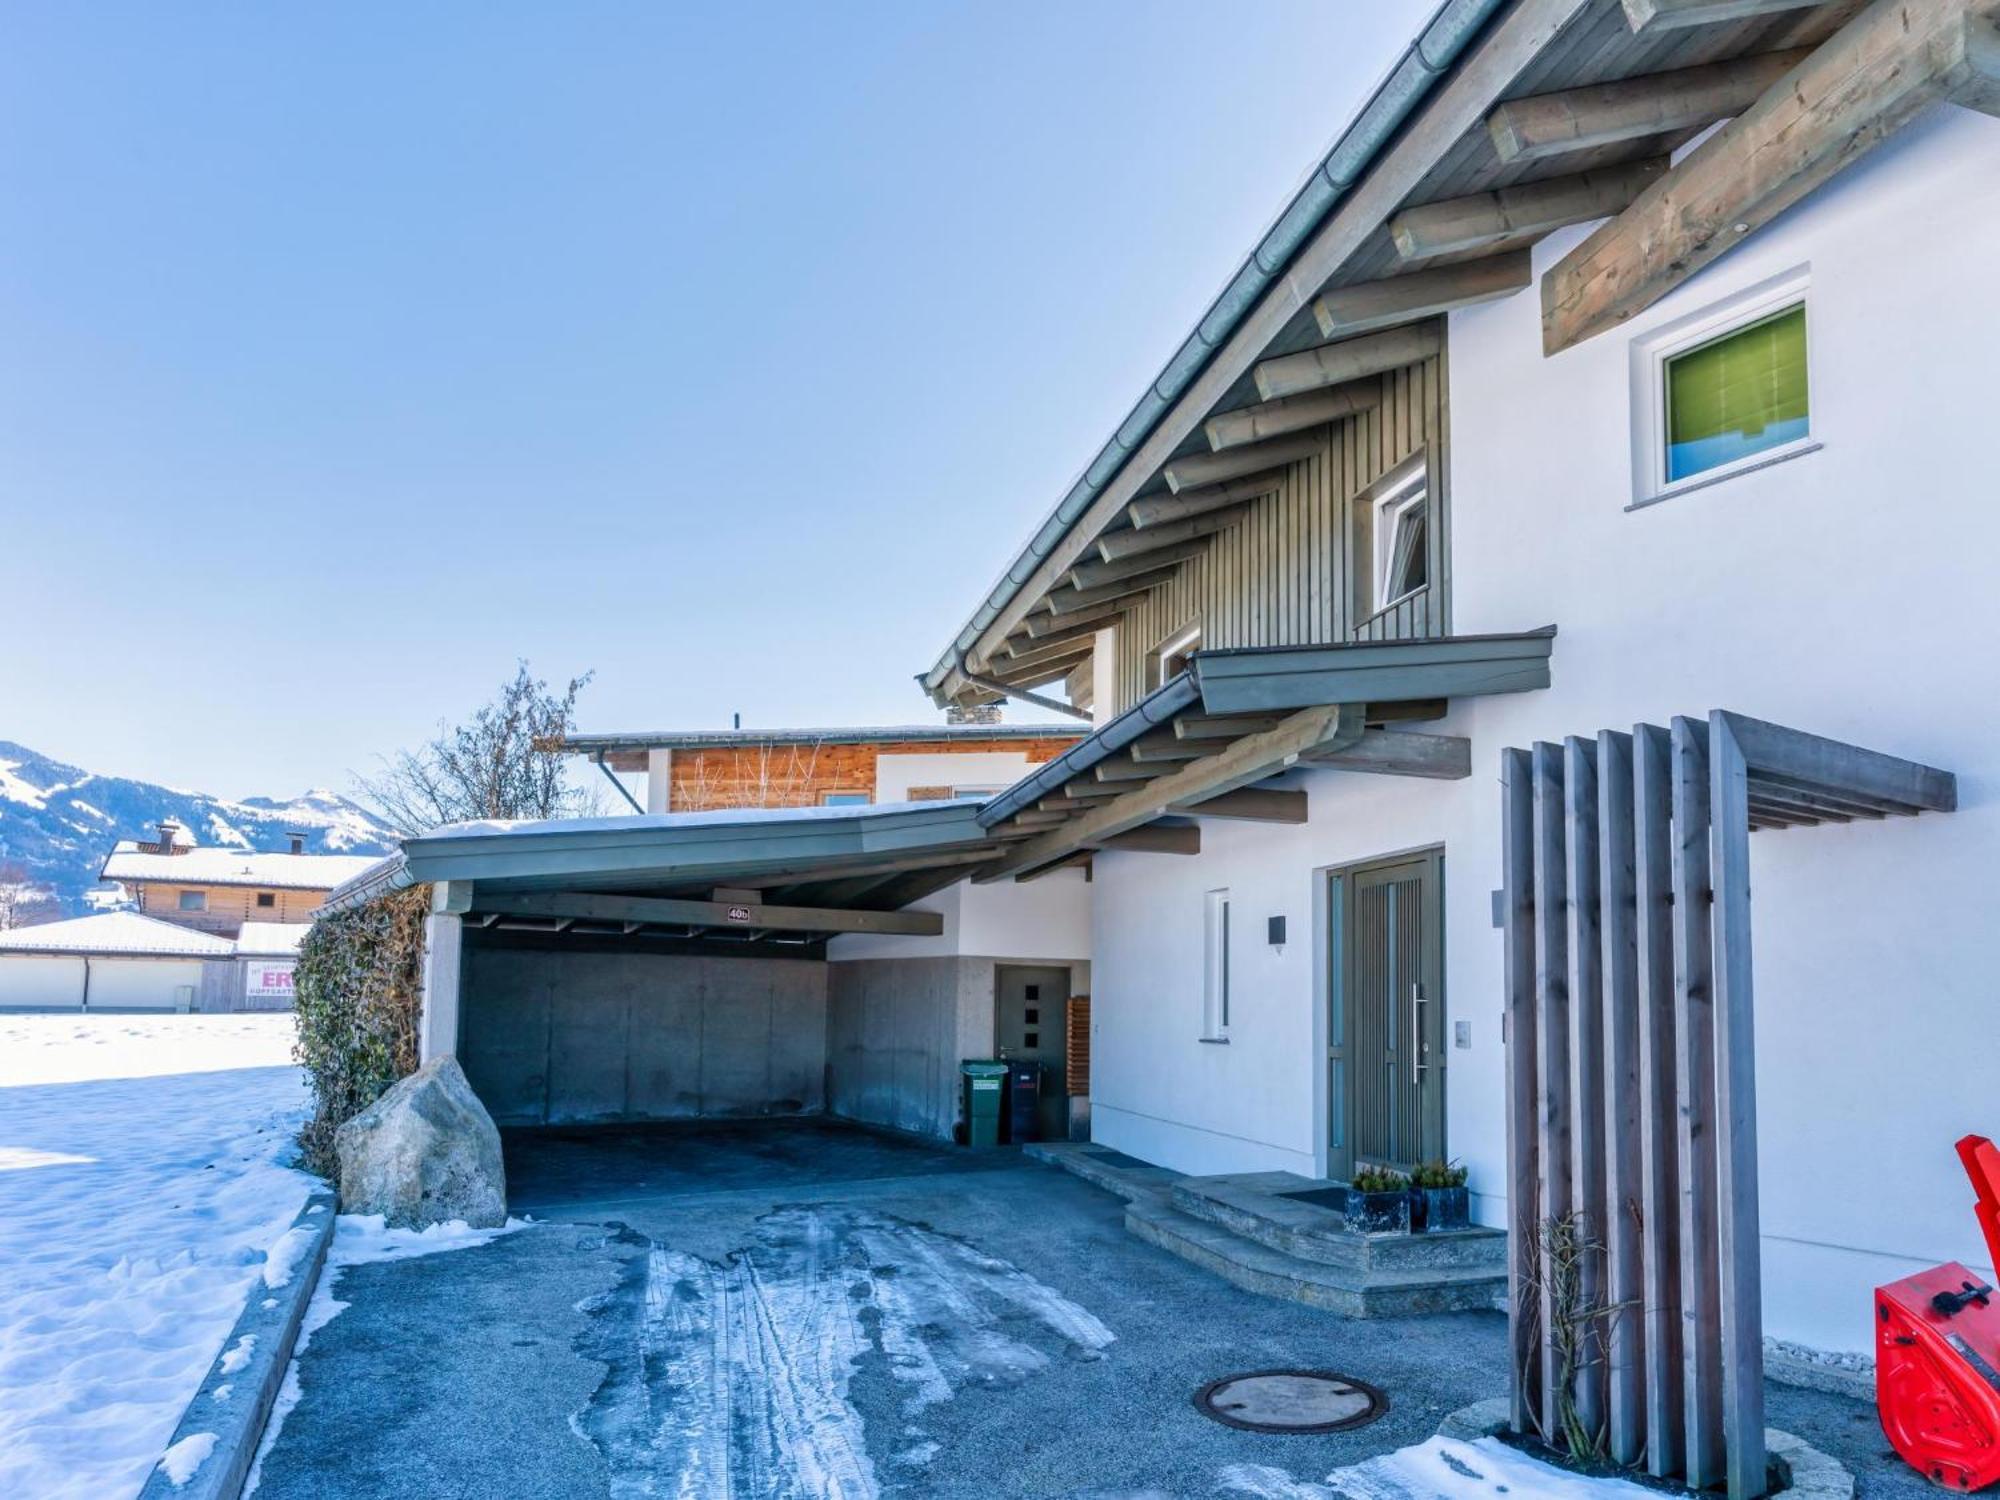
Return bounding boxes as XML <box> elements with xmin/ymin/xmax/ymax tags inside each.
<box><xmin>1202</xmin><ymin>888</ymin><xmax>1231</xmax><ymax>1040</ymax></box>
<box><xmin>1147</xmin><ymin>622</ymin><xmax>1202</xmax><ymax>692</ymax></box>
<box><xmin>1350</xmin><ymin>448</ymin><xmax>1429</xmax><ymax>623</ymax></box>
<box><xmin>1630</xmin><ymin>268</ymin><xmax>1814</xmax><ymax>506</ymax></box>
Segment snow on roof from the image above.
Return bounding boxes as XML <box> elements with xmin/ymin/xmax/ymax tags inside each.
<box><xmin>420</xmin><ymin>798</ymin><xmax>971</xmax><ymax>842</ymax></box>
<box><xmin>0</xmin><ymin>912</ymin><xmax>237</xmax><ymax>958</ymax></box>
<box><xmin>564</xmin><ymin>722</ymin><xmax>1085</xmax><ymax>753</ymax></box>
<box><xmin>233</xmin><ymin>922</ymin><xmax>311</xmax><ymax>957</ymax></box>
<box><xmin>99</xmin><ymin>844</ymin><xmax>383</xmax><ymax>890</ymax></box>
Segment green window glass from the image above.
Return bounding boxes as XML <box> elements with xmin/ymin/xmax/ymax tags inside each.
<box><xmin>1664</xmin><ymin>303</ymin><xmax>1808</xmax><ymax>483</ymax></box>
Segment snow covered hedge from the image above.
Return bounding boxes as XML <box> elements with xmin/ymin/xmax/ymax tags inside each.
<box><xmin>294</xmin><ymin>883</ymin><xmax>429</xmax><ymax>1175</ymax></box>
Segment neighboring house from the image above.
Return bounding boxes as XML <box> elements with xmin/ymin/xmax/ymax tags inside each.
<box><xmin>99</xmin><ymin>819</ymin><xmax>381</xmax><ymax>937</ymax></box>
<box><xmin>0</xmin><ymin>910</ymin><xmax>306</xmax><ymax>1011</ymax></box>
<box><xmin>563</xmin><ymin>714</ymin><xmax>1084</xmax><ymax>813</ymax></box>
<box><xmin>355</xmin><ymin>0</ymin><xmax>1996</xmax><ymax>1461</ymax></box>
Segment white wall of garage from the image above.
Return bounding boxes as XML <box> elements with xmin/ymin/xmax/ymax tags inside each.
<box><xmin>0</xmin><ymin>954</ymin><xmax>204</xmax><ymax>1010</ymax></box>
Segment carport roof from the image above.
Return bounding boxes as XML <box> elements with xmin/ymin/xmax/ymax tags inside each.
<box><xmin>0</xmin><ymin>911</ymin><xmax>237</xmax><ymax>959</ymax></box>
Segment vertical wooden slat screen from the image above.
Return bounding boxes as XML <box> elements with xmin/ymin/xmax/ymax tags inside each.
<box><xmin>1503</xmin><ymin>715</ymin><xmax>1767</xmax><ymax>1500</ymax></box>
<box><xmin>1065</xmin><ymin>995</ymin><xmax>1090</xmax><ymax>1098</ymax></box>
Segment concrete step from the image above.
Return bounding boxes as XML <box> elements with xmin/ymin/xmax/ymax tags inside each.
<box><xmin>1169</xmin><ymin>1173</ymin><xmax>1507</xmax><ymax>1276</ymax></box>
<box><xmin>1021</xmin><ymin>1141</ymin><xmax>1180</xmax><ymax>1202</ymax></box>
<box><xmin>1123</xmin><ymin>1190</ymin><xmax>1507</xmax><ymax>1320</ymax></box>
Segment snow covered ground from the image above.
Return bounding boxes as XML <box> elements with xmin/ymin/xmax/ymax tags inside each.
<box><xmin>0</xmin><ymin>1014</ymin><xmax>313</xmax><ymax>1500</ymax></box>
<box><xmin>1222</xmin><ymin>1435</ymin><xmax>1664</xmax><ymax>1499</ymax></box>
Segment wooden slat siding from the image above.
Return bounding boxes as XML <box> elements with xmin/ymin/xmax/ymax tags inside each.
<box><xmin>1065</xmin><ymin>995</ymin><xmax>1091</xmax><ymax>1098</ymax></box>
<box><xmin>1597</xmin><ymin>729</ymin><xmax>1646</xmax><ymax>1468</ymax></box>
<box><xmin>1707</xmin><ymin>714</ymin><xmax>1767</xmax><ymax>1500</ymax></box>
<box><xmin>1501</xmin><ymin>747</ymin><xmax>1543</xmax><ymax>1437</ymax></box>
<box><xmin>1564</xmin><ymin>736</ymin><xmax>1607</xmax><ymax>1445</ymax></box>
<box><xmin>1669</xmin><ymin>716</ymin><xmax>1725</xmax><ymax>1490</ymax></box>
<box><xmin>1633</xmin><ymin>723</ymin><xmax>1685</xmax><ymax>1479</ymax></box>
<box><xmin>1111</xmin><ymin>346</ymin><xmax>1447</xmax><ymax>711</ymax></box>
<box><xmin>1531</xmin><ymin>741</ymin><xmax>1572</xmax><ymax>1429</ymax></box>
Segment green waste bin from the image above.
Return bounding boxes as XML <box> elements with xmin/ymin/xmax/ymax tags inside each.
<box><xmin>960</xmin><ymin>1061</ymin><xmax>1009</xmax><ymax>1147</ymax></box>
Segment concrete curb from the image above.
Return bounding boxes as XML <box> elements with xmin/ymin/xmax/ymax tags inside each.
<box><xmin>1437</xmin><ymin>1398</ymin><xmax>1854</xmax><ymax>1498</ymax></box>
<box><xmin>139</xmin><ymin>1188</ymin><xmax>337</xmax><ymax>1500</ymax></box>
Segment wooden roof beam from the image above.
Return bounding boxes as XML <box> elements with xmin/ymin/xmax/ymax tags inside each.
<box><xmin>1099</xmin><ymin>823</ymin><xmax>1201</xmax><ymax>855</ymax></box>
<box><xmin>1486</xmin><ymin>48</ymin><xmax>1809</xmax><ymax>163</ymax></box>
<box><xmin>1312</xmin><ymin>251</ymin><xmax>1533</xmax><ymax>341</ymax></box>
<box><xmin>1543</xmin><ymin>1</ymin><xmax>2000</xmax><ymax>355</ymax></box>
<box><xmin>1177</xmin><ymin>713</ymin><xmax>1287</xmax><ymax>741</ymax></box>
<box><xmin>1127</xmin><ymin>474</ymin><xmax>1280</xmax><ymax>529</ymax></box>
<box><xmin>1094</xmin><ymin>758</ymin><xmax>1169</xmax><ymax>784</ymax></box>
<box><xmin>1025</xmin><ymin>604</ymin><xmax>1124</xmax><ymax>639</ymax></box>
<box><xmin>1066</xmin><ymin>537</ymin><xmax>1210</xmax><ymax>592</ymax></box>
<box><xmin>1388</xmin><ymin>158</ymin><xmax>1667</xmax><ymax>260</ymax></box>
<box><xmin>1129</xmin><ymin>735</ymin><xmax>1205</xmax><ymax>764</ymax></box>
<box><xmin>1623</xmin><ymin>0</ymin><xmax>1820</xmax><ymax>34</ymax></box>
<box><xmin>992</xmin><ymin>635</ymin><xmax>1094</xmax><ymax>675</ymax></box>
<box><xmin>1300</xmin><ymin>728</ymin><xmax>1472</xmax><ymax>779</ymax></box>
<box><xmin>1094</xmin><ymin>503</ymin><xmax>1253</xmax><ymax>565</ymax></box>
<box><xmin>1203</xmin><ymin>378</ymin><xmax>1382</xmax><ymax>451</ymax></box>
<box><xmin>472</xmin><ymin>890</ymin><xmax>944</xmax><ymax>938</ymax></box>
<box><xmin>1046</xmin><ymin>565</ymin><xmax>1184</xmax><ymax>617</ymax></box>
<box><xmin>1178</xmin><ymin>787</ymin><xmax>1309</xmax><ymax>823</ymax></box>
<box><xmin>1161</xmin><ymin>430</ymin><xmax>1322</xmax><ymax>494</ymax></box>
<box><xmin>1003</xmin><ymin>616</ymin><xmax>1110</xmax><ymax>658</ymax></box>
<box><xmin>1252</xmin><ymin>322</ymin><xmax>1443</xmax><ymax>403</ymax></box>
<box><xmin>976</xmin><ymin>703</ymin><xmax>1362</xmax><ymax>880</ymax></box>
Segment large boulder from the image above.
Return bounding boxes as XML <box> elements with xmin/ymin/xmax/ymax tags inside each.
<box><xmin>334</xmin><ymin>1055</ymin><xmax>506</xmax><ymax>1229</ymax></box>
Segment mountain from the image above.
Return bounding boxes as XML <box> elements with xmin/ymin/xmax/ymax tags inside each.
<box><xmin>0</xmin><ymin>740</ymin><xmax>399</xmax><ymax>916</ymax></box>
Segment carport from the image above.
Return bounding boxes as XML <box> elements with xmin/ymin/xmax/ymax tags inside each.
<box><xmin>320</xmin><ymin>802</ymin><xmax>1090</xmax><ymax>1138</ymax></box>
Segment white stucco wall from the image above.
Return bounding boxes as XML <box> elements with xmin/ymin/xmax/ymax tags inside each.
<box><xmin>1086</xmin><ymin>102</ymin><xmax>2000</xmax><ymax>1355</ymax></box>
<box><xmin>826</xmin><ymin>867</ymin><xmax>1091</xmax><ymax>963</ymax></box>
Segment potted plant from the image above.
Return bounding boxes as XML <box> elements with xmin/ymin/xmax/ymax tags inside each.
<box><xmin>1344</xmin><ymin>1165</ymin><xmax>1411</xmax><ymax>1234</ymax></box>
<box><xmin>1411</xmin><ymin>1158</ymin><xmax>1470</xmax><ymax>1233</ymax></box>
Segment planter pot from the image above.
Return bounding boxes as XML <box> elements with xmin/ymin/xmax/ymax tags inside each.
<box><xmin>1344</xmin><ymin>1188</ymin><xmax>1410</xmax><ymax>1235</ymax></box>
<box><xmin>1419</xmin><ymin>1185</ymin><xmax>1470</xmax><ymax>1233</ymax></box>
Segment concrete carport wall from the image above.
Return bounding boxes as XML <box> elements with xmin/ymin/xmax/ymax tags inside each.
<box><xmin>320</xmin><ymin>801</ymin><xmax>1088</xmax><ymax>1139</ymax></box>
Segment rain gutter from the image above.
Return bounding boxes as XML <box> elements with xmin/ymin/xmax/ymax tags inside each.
<box><xmin>921</xmin><ymin>0</ymin><xmax>1508</xmax><ymax>704</ymax></box>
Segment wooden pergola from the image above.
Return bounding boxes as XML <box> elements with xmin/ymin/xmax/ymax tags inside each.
<box><xmin>1500</xmin><ymin>710</ymin><xmax>1955</xmax><ymax>1498</ymax></box>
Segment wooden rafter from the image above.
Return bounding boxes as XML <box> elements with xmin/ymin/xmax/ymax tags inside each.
<box><xmin>1162</xmin><ymin>430</ymin><xmax>1323</xmax><ymax>494</ymax></box>
<box><xmin>976</xmin><ymin>703</ymin><xmax>1362</xmax><ymax>881</ymax></box>
<box><xmin>1486</xmin><ymin>48</ymin><xmax>1809</xmax><ymax>163</ymax></box>
<box><xmin>1387</xmin><ymin>158</ymin><xmax>1666</xmax><ymax>260</ymax></box>
<box><xmin>1066</xmin><ymin>537</ymin><xmax>1210</xmax><ymax>591</ymax></box>
<box><xmin>1095</xmin><ymin>502</ymin><xmax>1253</xmax><ymax>563</ymax></box>
<box><xmin>1542</xmin><ymin>0</ymin><xmax>2000</xmax><ymax>354</ymax></box>
<box><xmin>1203</xmin><ymin>378</ymin><xmax>1381</xmax><ymax>451</ymax></box>
<box><xmin>1623</xmin><ymin>0</ymin><xmax>1820</xmax><ymax>33</ymax></box>
<box><xmin>1252</xmin><ymin>322</ymin><xmax>1443</xmax><ymax>402</ymax></box>
<box><xmin>1127</xmin><ymin>474</ymin><xmax>1281</xmax><ymax>529</ymax></box>
<box><xmin>1313</xmin><ymin>251</ymin><xmax>1532</xmax><ymax>341</ymax></box>
<box><xmin>1046</xmin><ymin>565</ymin><xmax>1183</xmax><ymax>616</ymax></box>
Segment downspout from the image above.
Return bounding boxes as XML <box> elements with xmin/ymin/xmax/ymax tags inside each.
<box><xmin>593</xmin><ymin>751</ymin><xmax>646</xmax><ymax>814</ymax></box>
<box><xmin>953</xmin><ymin>645</ymin><xmax>1093</xmax><ymax>723</ymax></box>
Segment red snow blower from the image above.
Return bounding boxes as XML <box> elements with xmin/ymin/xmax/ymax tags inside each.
<box><xmin>1876</xmin><ymin>1135</ymin><xmax>2000</xmax><ymax>1491</ymax></box>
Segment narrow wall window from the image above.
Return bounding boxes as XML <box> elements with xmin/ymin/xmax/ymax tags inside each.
<box><xmin>1203</xmin><ymin>888</ymin><xmax>1231</xmax><ymax>1040</ymax></box>
<box><xmin>1348</xmin><ymin>448</ymin><xmax>1428</xmax><ymax>625</ymax></box>
<box><xmin>177</xmin><ymin>889</ymin><xmax>206</xmax><ymax>912</ymax></box>
<box><xmin>256</xmin><ymin>892</ymin><xmax>276</xmax><ymax>908</ymax></box>
<box><xmin>1146</xmin><ymin>622</ymin><xmax>1202</xmax><ymax>692</ymax></box>
<box><xmin>1630</xmin><ymin>268</ymin><xmax>1814</xmax><ymax>505</ymax></box>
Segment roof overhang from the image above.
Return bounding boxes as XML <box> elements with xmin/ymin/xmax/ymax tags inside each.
<box><xmin>973</xmin><ymin>627</ymin><xmax>1556</xmax><ymax>878</ymax></box>
<box><xmin>562</xmin><ymin>722</ymin><xmax>1086</xmax><ymax>773</ymax></box>
<box><xmin>921</xmin><ymin>0</ymin><xmax>1904</xmax><ymax>708</ymax></box>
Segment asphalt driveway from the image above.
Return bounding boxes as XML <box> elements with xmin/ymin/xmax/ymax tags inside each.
<box><xmin>251</xmin><ymin>1119</ymin><xmax>1915</xmax><ymax>1499</ymax></box>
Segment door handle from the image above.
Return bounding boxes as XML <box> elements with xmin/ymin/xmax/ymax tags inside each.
<box><xmin>1412</xmin><ymin>982</ymin><xmax>1427</xmax><ymax>1086</ymax></box>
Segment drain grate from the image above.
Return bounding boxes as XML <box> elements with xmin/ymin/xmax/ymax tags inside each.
<box><xmin>1193</xmin><ymin>1370</ymin><xmax>1387</xmax><ymax>1434</ymax></box>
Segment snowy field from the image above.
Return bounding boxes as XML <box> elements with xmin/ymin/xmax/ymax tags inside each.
<box><xmin>0</xmin><ymin>1013</ymin><xmax>313</xmax><ymax>1500</ymax></box>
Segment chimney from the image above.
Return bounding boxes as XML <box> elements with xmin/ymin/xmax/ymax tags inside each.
<box><xmin>154</xmin><ymin>819</ymin><xmax>191</xmax><ymax>855</ymax></box>
<box><xmin>286</xmin><ymin>830</ymin><xmax>307</xmax><ymax>855</ymax></box>
<box><xmin>946</xmin><ymin>703</ymin><xmax>1003</xmax><ymax>727</ymax></box>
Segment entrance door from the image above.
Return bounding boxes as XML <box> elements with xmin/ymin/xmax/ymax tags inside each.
<box><xmin>1330</xmin><ymin>850</ymin><xmax>1444</xmax><ymax>1178</ymax></box>
<box><xmin>995</xmin><ymin>964</ymin><xmax>1070</xmax><ymax>1141</ymax></box>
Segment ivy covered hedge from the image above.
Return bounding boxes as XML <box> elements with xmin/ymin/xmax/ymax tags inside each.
<box><xmin>293</xmin><ymin>883</ymin><xmax>431</xmax><ymax>1176</ymax></box>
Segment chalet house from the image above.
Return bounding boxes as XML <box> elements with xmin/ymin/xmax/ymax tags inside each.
<box><xmin>562</xmin><ymin>715</ymin><xmax>1083</xmax><ymax>814</ymax></box>
<box><xmin>101</xmin><ymin>819</ymin><xmax>382</xmax><ymax>937</ymax></box>
<box><xmin>345</xmin><ymin>4</ymin><xmax>1996</xmax><ymax>1492</ymax></box>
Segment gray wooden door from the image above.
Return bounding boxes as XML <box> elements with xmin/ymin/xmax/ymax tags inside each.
<box><xmin>1335</xmin><ymin>850</ymin><xmax>1445</xmax><ymax>1176</ymax></box>
<box><xmin>996</xmin><ymin>964</ymin><xmax>1070</xmax><ymax>1141</ymax></box>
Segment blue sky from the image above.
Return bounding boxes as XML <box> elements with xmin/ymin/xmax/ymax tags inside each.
<box><xmin>0</xmin><ymin>1</ymin><xmax>1430</xmax><ymax>799</ymax></box>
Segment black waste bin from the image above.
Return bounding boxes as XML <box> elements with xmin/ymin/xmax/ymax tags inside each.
<box><xmin>1005</xmin><ymin>1059</ymin><xmax>1043</xmax><ymax>1143</ymax></box>
<box><xmin>960</xmin><ymin>1060</ymin><xmax>1008</xmax><ymax>1147</ymax></box>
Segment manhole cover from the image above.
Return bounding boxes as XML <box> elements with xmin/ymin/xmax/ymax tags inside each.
<box><xmin>1193</xmin><ymin>1370</ymin><xmax>1387</xmax><ymax>1434</ymax></box>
